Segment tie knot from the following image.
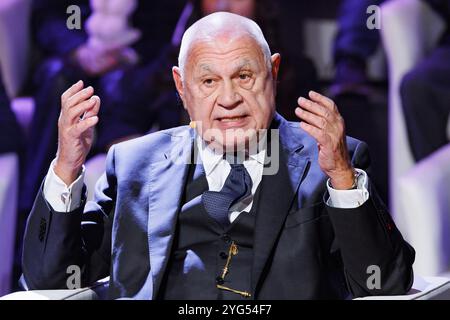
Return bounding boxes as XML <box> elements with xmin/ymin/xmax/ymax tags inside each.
<box><xmin>202</xmin><ymin>157</ymin><xmax>253</xmax><ymax>228</ymax></box>
<box><xmin>224</xmin><ymin>154</ymin><xmax>245</xmax><ymax>167</ymax></box>
<box><xmin>230</xmin><ymin>163</ymin><xmax>245</xmax><ymax>170</ymax></box>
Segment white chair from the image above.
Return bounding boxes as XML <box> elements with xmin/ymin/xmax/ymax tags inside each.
<box><xmin>0</xmin><ymin>0</ymin><xmax>32</xmax><ymax>97</ymax></box>
<box><xmin>397</xmin><ymin>145</ymin><xmax>450</xmax><ymax>276</ymax></box>
<box><xmin>2</xmin><ymin>275</ymin><xmax>449</xmax><ymax>300</ymax></box>
<box><xmin>0</xmin><ymin>153</ymin><xmax>19</xmax><ymax>296</ymax></box>
<box><xmin>303</xmin><ymin>19</ymin><xmax>386</xmax><ymax>82</ymax></box>
<box><xmin>0</xmin><ymin>0</ymin><xmax>35</xmax><ymax>297</ymax></box>
<box><xmin>356</xmin><ymin>275</ymin><xmax>450</xmax><ymax>300</ymax></box>
<box><xmin>0</xmin><ymin>99</ymin><xmax>34</xmax><ymax>297</ymax></box>
<box><xmin>380</xmin><ymin>0</ymin><xmax>449</xmax><ymax>275</ymax></box>
<box><xmin>0</xmin><ymin>277</ymin><xmax>110</xmax><ymax>300</ymax></box>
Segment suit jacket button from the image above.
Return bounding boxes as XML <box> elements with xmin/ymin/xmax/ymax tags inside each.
<box><xmin>216</xmin><ymin>276</ymin><xmax>224</xmax><ymax>285</ymax></box>
<box><xmin>221</xmin><ymin>234</ymin><xmax>231</xmax><ymax>243</ymax></box>
<box><xmin>38</xmin><ymin>218</ymin><xmax>47</xmax><ymax>242</ymax></box>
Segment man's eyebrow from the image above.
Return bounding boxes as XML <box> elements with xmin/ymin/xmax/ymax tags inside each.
<box><xmin>200</xmin><ymin>64</ymin><xmax>211</xmax><ymax>71</ymax></box>
<box><xmin>195</xmin><ymin>59</ymin><xmax>258</xmax><ymax>76</ymax></box>
<box><xmin>235</xmin><ymin>59</ymin><xmax>253</xmax><ymax>70</ymax></box>
<box><xmin>232</xmin><ymin>59</ymin><xmax>261</xmax><ymax>73</ymax></box>
<box><xmin>197</xmin><ymin>64</ymin><xmax>214</xmax><ymax>75</ymax></box>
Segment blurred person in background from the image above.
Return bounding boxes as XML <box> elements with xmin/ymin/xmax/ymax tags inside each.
<box><xmin>400</xmin><ymin>0</ymin><xmax>450</xmax><ymax>161</ymax></box>
<box><xmin>330</xmin><ymin>0</ymin><xmax>385</xmax><ymax>99</ymax></box>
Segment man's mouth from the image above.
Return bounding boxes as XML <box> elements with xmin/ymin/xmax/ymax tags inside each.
<box><xmin>218</xmin><ymin>115</ymin><xmax>247</xmax><ymax>122</ymax></box>
<box><xmin>215</xmin><ymin>115</ymin><xmax>249</xmax><ymax>129</ymax></box>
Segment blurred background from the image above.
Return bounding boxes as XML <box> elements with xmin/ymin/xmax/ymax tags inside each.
<box><xmin>0</xmin><ymin>0</ymin><xmax>449</xmax><ymax>296</ymax></box>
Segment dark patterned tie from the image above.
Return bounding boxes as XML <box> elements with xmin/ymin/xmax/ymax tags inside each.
<box><xmin>202</xmin><ymin>162</ymin><xmax>253</xmax><ymax>228</ymax></box>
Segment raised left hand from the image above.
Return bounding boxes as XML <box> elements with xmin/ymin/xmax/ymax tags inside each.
<box><xmin>295</xmin><ymin>91</ymin><xmax>355</xmax><ymax>190</ymax></box>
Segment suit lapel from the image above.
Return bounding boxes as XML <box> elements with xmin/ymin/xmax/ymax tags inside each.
<box><xmin>251</xmin><ymin>115</ymin><xmax>310</xmax><ymax>295</ymax></box>
<box><xmin>147</xmin><ymin>129</ymin><xmax>194</xmax><ymax>298</ymax></box>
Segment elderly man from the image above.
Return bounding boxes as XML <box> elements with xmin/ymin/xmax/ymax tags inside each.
<box><xmin>22</xmin><ymin>12</ymin><xmax>414</xmax><ymax>300</ymax></box>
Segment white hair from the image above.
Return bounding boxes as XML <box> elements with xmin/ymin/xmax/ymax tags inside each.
<box><xmin>178</xmin><ymin>12</ymin><xmax>272</xmax><ymax>78</ymax></box>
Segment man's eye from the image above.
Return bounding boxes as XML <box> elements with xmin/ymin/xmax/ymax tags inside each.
<box><xmin>239</xmin><ymin>74</ymin><xmax>251</xmax><ymax>80</ymax></box>
<box><xmin>204</xmin><ymin>79</ymin><xmax>214</xmax><ymax>85</ymax></box>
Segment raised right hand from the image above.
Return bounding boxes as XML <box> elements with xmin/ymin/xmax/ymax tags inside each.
<box><xmin>54</xmin><ymin>80</ymin><xmax>100</xmax><ymax>185</ymax></box>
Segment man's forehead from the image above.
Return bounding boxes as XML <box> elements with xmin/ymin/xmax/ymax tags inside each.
<box><xmin>201</xmin><ymin>58</ymin><xmax>252</xmax><ymax>69</ymax></box>
<box><xmin>194</xmin><ymin>58</ymin><xmax>257</xmax><ymax>76</ymax></box>
<box><xmin>187</xmin><ymin>36</ymin><xmax>266</xmax><ymax>71</ymax></box>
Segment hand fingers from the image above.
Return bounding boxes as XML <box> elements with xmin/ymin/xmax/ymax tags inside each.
<box><xmin>73</xmin><ymin>116</ymin><xmax>99</xmax><ymax>136</ymax></box>
<box><xmin>61</xmin><ymin>80</ymin><xmax>84</xmax><ymax>105</ymax></box>
<box><xmin>83</xmin><ymin>96</ymin><xmax>101</xmax><ymax>118</ymax></box>
<box><xmin>295</xmin><ymin>107</ymin><xmax>327</xmax><ymax>130</ymax></box>
<box><xmin>308</xmin><ymin>90</ymin><xmax>336</xmax><ymax>111</ymax></box>
<box><xmin>297</xmin><ymin>97</ymin><xmax>329</xmax><ymax>118</ymax></box>
<box><xmin>299</xmin><ymin>121</ymin><xmax>328</xmax><ymax>145</ymax></box>
<box><xmin>66</xmin><ymin>96</ymin><xmax>99</xmax><ymax>124</ymax></box>
<box><xmin>65</xmin><ymin>86</ymin><xmax>94</xmax><ymax>109</ymax></box>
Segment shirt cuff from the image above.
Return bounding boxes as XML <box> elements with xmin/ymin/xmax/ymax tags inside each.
<box><xmin>326</xmin><ymin>168</ymin><xmax>369</xmax><ymax>208</ymax></box>
<box><xmin>43</xmin><ymin>159</ymin><xmax>85</xmax><ymax>212</ymax></box>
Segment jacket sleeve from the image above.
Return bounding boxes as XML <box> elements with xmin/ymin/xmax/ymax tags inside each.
<box><xmin>22</xmin><ymin>146</ymin><xmax>118</xmax><ymax>289</ymax></box>
<box><xmin>326</xmin><ymin>140</ymin><xmax>415</xmax><ymax>298</ymax></box>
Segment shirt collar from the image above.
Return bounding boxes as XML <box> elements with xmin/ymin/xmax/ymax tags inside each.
<box><xmin>195</xmin><ymin>133</ymin><xmax>266</xmax><ymax>177</ymax></box>
<box><xmin>196</xmin><ymin>135</ymin><xmax>223</xmax><ymax>177</ymax></box>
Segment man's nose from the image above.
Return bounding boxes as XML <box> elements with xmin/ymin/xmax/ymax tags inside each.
<box><xmin>217</xmin><ymin>81</ymin><xmax>242</xmax><ymax>109</ymax></box>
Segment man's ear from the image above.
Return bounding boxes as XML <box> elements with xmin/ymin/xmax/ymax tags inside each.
<box><xmin>270</xmin><ymin>53</ymin><xmax>281</xmax><ymax>83</ymax></box>
<box><xmin>172</xmin><ymin>66</ymin><xmax>186</xmax><ymax>108</ymax></box>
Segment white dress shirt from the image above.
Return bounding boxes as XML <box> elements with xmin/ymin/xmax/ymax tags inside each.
<box><xmin>196</xmin><ymin>135</ymin><xmax>266</xmax><ymax>223</ymax></box>
<box><xmin>44</xmin><ymin>159</ymin><xmax>85</xmax><ymax>213</ymax></box>
<box><xmin>43</xmin><ymin>135</ymin><xmax>370</xmax><ymax>218</ymax></box>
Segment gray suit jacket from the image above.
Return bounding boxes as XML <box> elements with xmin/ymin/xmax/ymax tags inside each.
<box><xmin>22</xmin><ymin>113</ymin><xmax>415</xmax><ymax>299</ymax></box>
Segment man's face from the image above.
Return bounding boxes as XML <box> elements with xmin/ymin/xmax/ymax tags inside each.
<box><xmin>173</xmin><ymin>34</ymin><xmax>280</xmax><ymax>151</ymax></box>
